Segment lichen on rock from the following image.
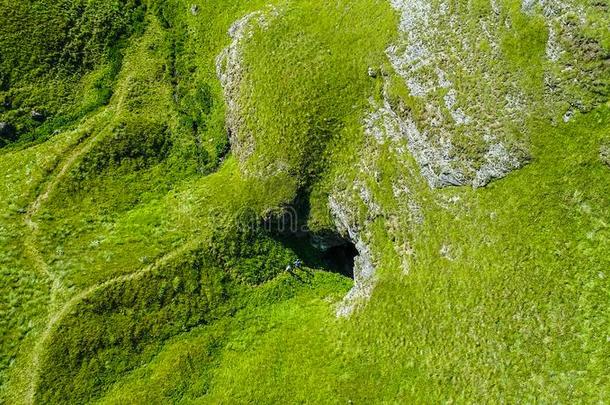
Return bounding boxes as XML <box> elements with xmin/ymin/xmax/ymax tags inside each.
<box><xmin>534</xmin><ymin>0</ymin><xmax>610</xmax><ymax>116</ymax></box>
<box><xmin>380</xmin><ymin>0</ymin><xmax>532</xmax><ymax>189</ymax></box>
<box><xmin>370</xmin><ymin>0</ymin><xmax>608</xmax><ymax>189</ymax></box>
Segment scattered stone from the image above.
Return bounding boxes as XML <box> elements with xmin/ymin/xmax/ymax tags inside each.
<box><xmin>439</xmin><ymin>173</ymin><xmax>465</xmax><ymax>187</ymax></box>
<box><xmin>521</xmin><ymin>0</ymin><xmax>538</xmax><ymax>13</ymax></box>
<box><xmin>31</xmin><ymin>110</ymin><xmax>45</xmax><ymax>122</ymax></box>
<box><xmin>473</xmin><ymin>140</ymin><xmax>525</xmax><ymax>188</ymax></box>
<box><xmin>439</xmin><ymin>244</ymin><xmax>453</xmax><ymax>260</ymax></box>
<box><xmin>190</xmin><ymin>4</ymin><xmax>199</xmax><ymax>15</ymax></box>
<box><xmin>367</xmin><ymin>67</ymin><xmax>378</xmax><ymax>78</ymax></box>
<box><xmin>600</xmin><ymin>143</ymin><xmax>610</xmax><ymax>167</ymax></box>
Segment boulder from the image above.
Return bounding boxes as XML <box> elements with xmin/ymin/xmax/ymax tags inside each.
<box><xmin>31</xmin><ymin>110</ymin><xmax>45</xmax><ymax>122</ymax></box>
<box><xmin>0</xmin><ymin>121</ymin><xmax>16</xmax><ymax>141</ymax></box>
<box><xmin>601</xmin><ymin>143</ymin><xmax>610</xmax><ymax>167</ymax></box>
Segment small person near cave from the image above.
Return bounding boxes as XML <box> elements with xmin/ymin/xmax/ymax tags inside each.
<box><xmin>285</xmin><ymin>259</ymin><xmax>302</xmax><ymax>275</ymax></box>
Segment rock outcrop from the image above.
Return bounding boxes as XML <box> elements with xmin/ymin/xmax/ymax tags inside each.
<box><xmin>329</xmin><ymin>194</ymin><xmax>378</xmax><ymax>317</ymax></box>
<box><xmin>368</xmin><ymin>0</ymin><xmax>608</xmax><ymax>189</ymax></box>
<box><xmin>378</xmin><ymin>0</ymin><xmax>532</xmax><ymax>188</ymax></box>
<box><xmin>216</xmin><ymin>7</ymin><xmax>278</xmax><ymax>165</ymax></box>
<box><xmin>216</xmin><ymin>0</ymin><xmax>609</xmax><ymax>318</ymax></box>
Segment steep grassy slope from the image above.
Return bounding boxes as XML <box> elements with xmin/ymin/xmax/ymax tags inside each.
<box><xmin>1</xmin><ymin>0</ymin><xmax>609</xmax><ymax>403</ymax></box>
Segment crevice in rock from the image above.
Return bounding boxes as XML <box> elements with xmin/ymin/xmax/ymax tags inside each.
<box><xmin>263</xmin><ymin>190</ymin><xmax>377</xmax><ymax>317</ymax></box>
<box><xmin>260</xmin><ymin>188</ymin><xmax>357</xmax><ymax>279</ymax></box>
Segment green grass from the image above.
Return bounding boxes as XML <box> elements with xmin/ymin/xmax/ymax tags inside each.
<box><xmin>0</xmin><ymin>0</ymin><xmax>146</xmax><ymax>148</ymax></box>
<box><xmin>0</xmin><ymin>124</ymin><xmax>89</xmax><ymax>390</ymax></box>
<box><xmin>1</xmin><ymin>0</ymin><xmax>609</xmax><ymax>403</ymax></box>
<box><xmin>85</xmin><ymin>105</ymin><xmax>610</xmax><ymax>405</ymax></box>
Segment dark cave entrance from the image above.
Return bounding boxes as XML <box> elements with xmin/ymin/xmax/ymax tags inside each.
<box><xmin>320</xmin><ymin>243</ymin><xmax>358</xmax><ymax>279</ymax></box>
<box><xmin>263</xmin><ymin>190</ymin><xmax>358</xmax><ymax>280</ymax></box>
<box><xmin>266</xmin><ymin>223</ymin><xmax>358</xmax><ymax>280</ymax></box>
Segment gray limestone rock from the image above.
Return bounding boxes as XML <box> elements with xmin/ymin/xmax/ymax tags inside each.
<box><xmin>601</xmin><ymin>143</ymin><xmax>610</xmax><ymax>167</ymax></box>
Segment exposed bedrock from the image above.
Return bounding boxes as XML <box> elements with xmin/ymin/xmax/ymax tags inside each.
<box><xmin>372</xmin><ymin>0</ymin><xmax>609</xmax><ymax>188</ymax></box>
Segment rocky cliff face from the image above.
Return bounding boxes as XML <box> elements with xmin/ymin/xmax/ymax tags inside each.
<box><xmin>216</xmin><ymin>8</ymin><xmax>278</xmax><ymax>167</ymax></box>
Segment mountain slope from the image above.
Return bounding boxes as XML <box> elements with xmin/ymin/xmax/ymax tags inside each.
<box><xmin>1</xmin><ymin>0</ymin><xmax>609</xmax><ymax>403</ymax></box>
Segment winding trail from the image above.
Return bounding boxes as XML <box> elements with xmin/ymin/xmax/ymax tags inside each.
<box><xmin>21</xmin><ymin>9</ymin><xmax>278</xmax><ymax>402</ymax></box>
<box><xmin>23</xmin><ymin>109</ymin><xmax>114</xmax><ymax>306</ymax></box>
<box><xmin>23</xmin><ymin>129</ymin><xmax>98</xmax><ymax>310</ymax></box>
<box><xmin>19</xmin><ymin>108</ymin><xmax>193</xmax><ymax>403</ymax></box>
<box><xmin>26</xmin><ymin>242</ymin><xmax>195</xmax><ymax>404</ymax></box>
<box><xmin>21</xmin><ymin>117</ymin><xmax>108</xmax><ymax>403</ymax></box>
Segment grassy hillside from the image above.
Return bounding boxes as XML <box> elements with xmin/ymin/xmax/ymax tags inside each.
<box><xmin>1</xmin><ymin>0</ymin><xmax>609</xmax><ymax>403</ymax></box>
<box><xmin>0</xmin><ymin>0</ymin><xmax>146</xmax><ymax>147</ymax></box>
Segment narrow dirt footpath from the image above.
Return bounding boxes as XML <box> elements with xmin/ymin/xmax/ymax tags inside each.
<box><xmin>20</xmin><ymin>107</ymin><xmax>195</xmax><ymax>403</ymax></box>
